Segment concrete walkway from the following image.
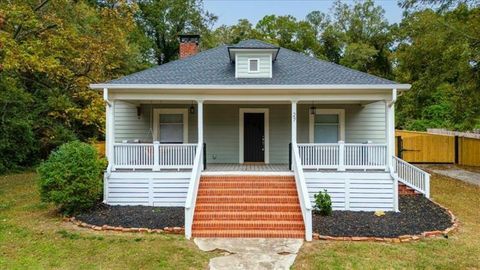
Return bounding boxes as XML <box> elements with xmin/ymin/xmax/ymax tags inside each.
<box><xmin>420</xmin><ymin>165</ymin><xmax>480</xmax><ymax>186</ymax></box>
<box><xmin>194</xmin><ymin>238</ymin><xmax>303</xmax><ymax>270</ymax></box>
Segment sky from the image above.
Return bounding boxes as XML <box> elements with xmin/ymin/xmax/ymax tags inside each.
<box><xmin>203</xmin><ymin>0</ymin><xmax>405</xmax><ymax>27</ymax></box>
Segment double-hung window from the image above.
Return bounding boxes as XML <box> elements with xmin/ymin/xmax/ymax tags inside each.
<box><xmin>153</xmin><ymin>109</ymin><xmax>188</xmax><ymax>143</ymax></box>
<box><xmin>309</xmin><ymin>109</ymin><xmax>345</xmax><ymax>143</ymax></box>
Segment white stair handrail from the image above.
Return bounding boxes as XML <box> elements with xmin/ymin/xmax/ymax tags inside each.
<box><xmin>292</xmin><ymin>143</ymin><xmax>313</xmax><ymax>241</ymax></box>
<box><xmin>184</xmin><ymin>143</ymin><xmax>203</xmax><ymax>239</ymax></box>
<box><xmin>392</xmin><ymin>156</ymin><xmax>430</xmax><ymax>198</ymax></box>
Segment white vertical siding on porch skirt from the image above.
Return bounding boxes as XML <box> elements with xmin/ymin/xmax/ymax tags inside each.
<box><xmin>304</xmin><ymin>172</ymin><xmax>395</xmax><ymax>211</ymax></box>
<box><xmin>105</xmin><ymin>172</ymin><xmax>190</xmax><ymax>206</ymax></box>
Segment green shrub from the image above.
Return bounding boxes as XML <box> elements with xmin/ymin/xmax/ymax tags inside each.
<box><xmin>37</xmin><ymin>141</ymin><xmax>106</xmax><ymax>214</ymax></box>
<box><xmin>313</xmin><ymin>189</ymin><xmax>332</xmax><ymax>216</ymax></box>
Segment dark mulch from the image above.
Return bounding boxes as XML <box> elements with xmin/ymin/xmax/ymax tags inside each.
<box><xmin>75</xmin><ymin>204</ymin><xmax>184</xmax><ymax>229</ymax></box>
<box><xmin>313</xmin><ymin>195</ymin><xmax>453</xmax><ymax>238</ymax></box>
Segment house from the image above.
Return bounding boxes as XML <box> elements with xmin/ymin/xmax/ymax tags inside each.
<box><xmin>90</xmin><ymin>35</ymin><xmax>430</xmax><ymax>241</ymax></box>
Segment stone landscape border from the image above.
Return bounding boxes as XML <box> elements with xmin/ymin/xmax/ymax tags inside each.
<box><xmin>312</xmin><ymin>200</ymin><xmax>459</xmax><ymax>243</ymax></box>
<box><xmin>66</xmin><ymin>217</ymin><xmax>184</xmax><ymax>234</ymax></box>
<box><xmin>66</xmin><ymin>200</ymin><xmax>457</xmax><ymax>242</ymax></box>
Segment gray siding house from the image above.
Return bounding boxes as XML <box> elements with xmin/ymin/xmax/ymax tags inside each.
<box><xmin>90</xmin><ymin>36</ymin><xmax>430</xmax><ymax>240</ymax></box>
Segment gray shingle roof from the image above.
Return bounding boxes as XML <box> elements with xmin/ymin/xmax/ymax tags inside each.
<box><xmin>106</xmin><ymin>39</ymin><xmax>397</xmax><ymax>85</ymax></box>
<box><xmin>228</xmin><ymin>39</ymin><xmax>279</xmax><ymax>49</ymax></box>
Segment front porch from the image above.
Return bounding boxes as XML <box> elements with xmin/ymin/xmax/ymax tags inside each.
<box><xmin>107</xmin><ymin>98</ymin><xmax>395</xmax><ymax>173</ymax></box>
<box><xmin>102</xmin><ymin>90</ymin><xmax>430</xmax><ymax>241</ymax></box>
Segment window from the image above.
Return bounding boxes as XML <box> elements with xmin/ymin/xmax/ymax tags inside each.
<box><xmin>309</xmin><ymin>109</ymin><xmax>345</xmax><ymax>143</ymax></box>
<box><xmin>153</xmin><ymin>109</ymin><xmax>188</xmax><ymax>143</ymax></box>
<box><xmin>248</xmin><ymin>59</ymin><xmax>259</xmax><ymax>72</ymax></box>
<box><xmin>159</xmin><ymin>114</ymin><xmax>183</xmax><ymax>143</ymax></box>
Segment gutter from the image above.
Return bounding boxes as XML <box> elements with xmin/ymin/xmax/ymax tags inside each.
<box><xmin>387</xmin><ymin>88</ymin><xmax>398</xmax><ymax>107</ymax></box>
<box><xmin>90</xmin><ymin>83</ymin><xmax>412</xmax><ymax>91</ymax></box>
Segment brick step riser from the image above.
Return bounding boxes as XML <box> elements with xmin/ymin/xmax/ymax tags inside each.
<box><xmin>192</xmin><ymin>231</ymin><xmax>305</xmax><ymax>238</ymax></box>
<box><xmin>193</xmin><ymin>225</ymin><xmax>305</xmax><ymax>230</ymax></box>
<box><xmin>196</xmin><ymin>197</ymin><xmax>300</xmax><ymax>204</ymax></box>
<box><xmin>194</xmin><ymin>214</ymin><xmax>303</xmax><ymax>221</ymax></box>
<box><xmin>199</xmin><ymin>183</ymin><xmax>297</xmax><ymax>189</ymax></box>
<box><xmin>195</xmin><ymin>205</ymin><xmax>301</xmax><ymax>212</ymax></box>
<box><xmin>197</xmin><ymin>189</ymin><xmax>298</xmax><ymax>196</ymax></box>
<box><xmin>201</xmin><ymin>177</ymin><xmax>295</xmax><ymax>181</ymax></box>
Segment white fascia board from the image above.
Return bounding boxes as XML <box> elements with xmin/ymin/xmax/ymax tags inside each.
<box><xmin>90</xmin><ymin>84</ymin><xmax>412</xmax><ymax>90</ymax></box>
<box><xmin>229</xmin><ymin>48</ymin><xmax>279</xmax><ymax>61</ymax></box>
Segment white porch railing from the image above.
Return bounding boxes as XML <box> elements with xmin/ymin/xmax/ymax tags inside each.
<box><xmin>184</xmin><ymin>143</ymin><xmax>203</xmax><ymax>239</ymax></box>
<box><xmin>292</xmin><ymin>143</ymin><xmax>313</xmax><ymax>241</ymax></box>
<box><xmin>297</xmin><ymin>142</ymin><xmax>387</xmax><ymax>170</ymax></box>
<box><xmin>392</xmin><ymin>156</ymin><xmax>430</xmax><ymax>198</ymax></box>
<box><xmin>112</xmin><ymin>142</ymin><xmax>197</xmax><ymax>171</ymax></box>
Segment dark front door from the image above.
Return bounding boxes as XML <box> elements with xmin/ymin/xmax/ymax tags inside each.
<box><xmin>244</xmin><ymin>113</ymin><xmax>265</xmax><ymax>162</ymax></box>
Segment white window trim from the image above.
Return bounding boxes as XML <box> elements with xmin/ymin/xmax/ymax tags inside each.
<box><xmin>247</xmin><ymin>58</ymin><xmax>260</xmax><ymax>73</ymax></box>
<box><xmin>153</xmin><ymin>108</ymin><xmax>188</xmax><ymax>143</ymax></box>
<box><xmin>239</xmin><ymin>108</ymin><xmax>269</xmax><ymax>164</ymax></box>
<box><xmin>309</xmin><ymin>109</ymin><xmax>345</xmax><ymax>143</ymax></box>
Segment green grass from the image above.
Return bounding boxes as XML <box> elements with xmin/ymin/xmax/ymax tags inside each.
<box><xmin>1</xmin><ymin>172</ymin><xmax>479</xmax><ymax>269</ymax></box>
<box><xmin>294</xmin><ymin>172</ymin><xmax>480</xmax><ymax>269</ymax></box>
<box><xmin>0</xmin><ymin>172</ymin><xmax>214</xmax><ymax>270</ymax></box>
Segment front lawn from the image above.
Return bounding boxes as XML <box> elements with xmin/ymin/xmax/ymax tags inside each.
<box><xmin>0</xmin><ymin>172</ymin><xmax>213</xmax><ymax>269</ymax></box>
<box><xmin>294</xmin><ymin>172</ymin><xmax>480</xmax><ymax>269</ymax></box>
<box><xmin>1</xmin><ymin>172</ymin><xmax>479</xmax><ymax>269</ymax></box>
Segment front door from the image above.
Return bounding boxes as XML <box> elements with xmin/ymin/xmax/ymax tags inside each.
<box><xmin>244</xmin><ymin>113</ymin><xmax>265</xmax><ymax>162</ymax></box>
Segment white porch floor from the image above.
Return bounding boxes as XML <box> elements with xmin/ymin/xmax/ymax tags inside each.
<box><xmin>205</xmin><ymin>163</ymin><xmax>290</xmax><ymax>172</ymax></box>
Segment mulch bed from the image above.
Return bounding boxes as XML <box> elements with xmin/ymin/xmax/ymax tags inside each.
<box><xmin>312</xmin><ymin>195</ymin><xmax>453</xmax><ymax>238</ymax></box>
<box><xmin>75</xmin><ymin>204</ymin><xmax>184</xmax><ymax>229</ymax></box>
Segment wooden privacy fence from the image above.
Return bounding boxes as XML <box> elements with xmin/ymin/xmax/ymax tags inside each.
<box><xmin>395</xmin><ymin>130</ymin><xmax>480</xmax><ymax>166</ymax></box>
<box><xmin>458</xmin><ymin>137</ymin><xmax>480</xmax><ymax>166</ymax></box>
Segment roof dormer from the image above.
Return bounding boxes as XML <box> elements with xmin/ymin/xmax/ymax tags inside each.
<box><xmin>228</xmin><ymin>40</ymin><xmax>280</xmax><ymax>79</ymax></box>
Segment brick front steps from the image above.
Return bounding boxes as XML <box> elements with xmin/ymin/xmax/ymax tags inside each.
<box><xmin>192</xmin><ymin>175</ymin><xmax>305</xmax><ymax>238</ymax></box>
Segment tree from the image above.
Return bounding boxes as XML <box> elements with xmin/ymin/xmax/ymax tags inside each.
<box><xmin>0</xmin><ymin>0</ymin><xmax>147</xmax><ymax>163</ymax></box>
<box><xmin>394</xmin><ymin>5</ymin><xmax>480</xmax><ymax>130</ymax></box>
<box><xmin>136</xmin><ymin>0</ymin><xmax>217</xmax><ymax>64</ymax></box>
<box><xmin>207</xmin><ymin>19</ymin><xmax>257</xmax><ymax>47</ymax></box>
<box><xmin>0</xmin><ymin>75</ymin><xmax>35</xmax><ymax>173</ymax></box>
<box><xmin>399</xmin><ymin>0</ymin><xmax>479</xmax><ymax>11</ymax></box>
<box><xmin>332</xmin><ymin>0</ymin><xmax>393</xmax><ymax>77</ymax></box>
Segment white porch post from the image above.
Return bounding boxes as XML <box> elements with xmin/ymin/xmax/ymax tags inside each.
<box><xmin>338</xmin><ymin>141</ymin><xmax>346</xmax><ymax>171</ymax></box>
<box><xmin>197</xmin><ymin>100</ymin><xmax>204</xmax><ymax>144</ymax></box>
<box><xmin>291</xmin><ymin>101</ymin><xmax>297</xmax><ymax>144</ymax></box>
<box><xmin>387</xmin><ymin>88</ymin><xmax>399</xmax><ymax>212</ymax></box>
<box><xmin>386</xmin><ymin>89</ymin><xmax>397</xmax><ymax>169</ymax></box>
<box><xmin>197</xmin><ymin>100</ymin><xmax>204</xmax><ymax>169</ymax></box>
<box><xmin>104</xmin><ymin>88</ymin><xmax>115</xmax><ymax>172</ymax></box>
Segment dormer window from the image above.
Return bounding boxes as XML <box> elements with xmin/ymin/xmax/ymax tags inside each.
<box><xmin>228</xmin><ymin>42</ymin><xmax>279</xmax><ymax>79</ymax></box>
<box><xmin>248</xmin><ymin>59</ymin><xmax>259</xmax><ymax>73</ymax></box>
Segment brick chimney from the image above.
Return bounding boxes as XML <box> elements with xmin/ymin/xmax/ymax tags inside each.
<box><xmin>179</xmin><ymin>34</ymin><xmax>200</xmax><ymax>59</ymax></box>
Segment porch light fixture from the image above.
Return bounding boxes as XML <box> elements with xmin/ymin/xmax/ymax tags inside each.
<box><xmin>136</xmin><ymin>106</ymin><xmax>142</xmax><ymax>119</ymax></box>
<box><xmin>310</xmin><ymin>105</ymin><xmax>316</xmax><ymax>115</ymax></box>
<box><xmin>189</xmin><ymin>103</ymin><xmax>195</xmax><ymax>114</ymax></box>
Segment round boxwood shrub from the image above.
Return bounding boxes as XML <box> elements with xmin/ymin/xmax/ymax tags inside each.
<box><xmin>37</xmin><ymin>141</ymin><xmax>106</xmax><ymax>215</ymax></box>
